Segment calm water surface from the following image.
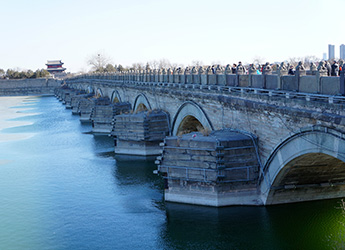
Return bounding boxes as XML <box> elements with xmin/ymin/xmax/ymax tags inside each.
<box><xmin>0</xmin><ymin>96</ymin><xmax>344</xmax><ymax>250</ymax></box>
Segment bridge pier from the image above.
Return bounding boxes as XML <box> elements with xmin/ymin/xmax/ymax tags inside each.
<box><xmin>156</xmin><ymin>130</ymin><xmax>262</xmax><ymax>206</ymax></box>
<box><xmin>91</xmin><ymin>101</ymin><xmax>131</xmax><ymax>134</ymax></box>
<box><xmin>78</xmin><ymin>97</ymin><xmax>95</xmax><ymax>122</ymax></box>
<box><xmin>71</xmin><ymin>93</ymin><xmax>93</xmax><ymax>115</ymax></box>
<box><xmin>112</xmin><ymin>110</ymin><xmax>169</xmax><ymax>156</ymax></box>
<box><xmin>64</xmin><ymin>90</ymin><xmax>85</xmax><ymax>109</ymax></box>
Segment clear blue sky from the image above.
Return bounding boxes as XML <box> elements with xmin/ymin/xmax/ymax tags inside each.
<box><xmin>1</xmin><ymin>0</ymin><xmax>344</xmax><ymax>73</ymax></box>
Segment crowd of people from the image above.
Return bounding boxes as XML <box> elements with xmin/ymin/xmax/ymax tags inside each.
<box><xmin>227</xmin><ymin>60</ymin><xmax>343</xmax><ymax>76</ymax></box>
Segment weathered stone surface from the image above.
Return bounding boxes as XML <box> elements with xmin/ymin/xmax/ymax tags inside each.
<box><xmin>320</xmin><ymin>77</ymin><xmax>340</xmax><ymax>95</ymax></box>
<box><xmin>226</xmin><ymin>74</ymin><xmax>237</xmax><ymax>86</ymax></box>
<box><xmin>238</xmin><ymin>75</ymin><xmax>249</xmax><ymax>87</ymax></box>
<box><xmin>112</xmin><ymin>110</ymin><xmax>169</xmax><ymax>155</ymax></box>
<box><xmin>281</xmin><ymin>75</ymin><xmax>298</xmax><ymax>91</ymax></box>
<box><xmin>299</xmin><ymin>76</ymin><xmax>318</xmax><ymax>93</ymax></box>
<box><xmin>265</xmin><ymin>75</ymin><xmax>279</xmax><ymax>89</ymax></box>
<box><xmin>158</xmin><ymin>130</ymin><xmax>260</xmax><ymax>206</ymax></box>
<box><xmin>251</xmin><ymin>75</ymin><xmax>264</xmax><ymax>88</ymax></box>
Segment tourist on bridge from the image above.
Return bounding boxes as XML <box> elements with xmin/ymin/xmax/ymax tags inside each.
<box><xmin>231</xmin><ymin>64</ymin><xmax>237</xmax><ymax>74</ymax></box>
<box><xmin>288</xmin><ymin>65</ymin><xmax>295</xmax><ymax>75</ymax></box>
<box><xmin>326</xmin><ymin>61</ymin><xmax>332</xmax><ymax>76</ymax></box>
<box><xmin>331</xmin><ymin>60</ymin><xmax>339</xmax><ymax>76</ymax></box>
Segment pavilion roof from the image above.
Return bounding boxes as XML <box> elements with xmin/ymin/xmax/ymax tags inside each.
<box><xmin>46</xmin><ymin>60</ymin><xmax>64</xmax><ymax>65</ymax></box>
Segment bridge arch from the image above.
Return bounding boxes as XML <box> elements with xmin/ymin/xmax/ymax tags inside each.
<box><xmin>171</xmin><ymin>101</ymin><xmax>214</xmax><ymax>136</ymax></box>
<box><xmin>111</xmin><ymin>90</ymin><xmax>122</xmax><ymax>103</ymax></box>
<box><xmin>95</xmin><ymin>88</ymin><xmax>103</xmax><ymax>97</ymax></box>
<box><xmin>77</xmin><ymin>84</ymin><xmax>83</xmax><ymax>91</ymax></box>
<box><xmin>133</xmin><ymin>93</ymin><xmax>152</xmax><ymax>112</ymax></box>
<box><xmin>261</xmin><ymin>126</ymin><xmax>345</xmax><ymax>205</ymax></box>
<box><xmin>86</xmin><ymin>85</ymin><xmax>94</xmax><ymax>94</ymax></box>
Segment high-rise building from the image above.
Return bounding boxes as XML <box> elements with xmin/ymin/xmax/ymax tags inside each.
<box><xmin>340</xmin><ymin>44</ymin><xmax>345</xmax><ymax>60</ymax></box>
<box><xmin>323</xmin><ymin>53</ymin><xmax>327</xmax><ymax>60</ymax></box>
<box><xmin>328</xmin><ymin>44</ymin><xmax>335</xmax><ymax>60</ymax></box>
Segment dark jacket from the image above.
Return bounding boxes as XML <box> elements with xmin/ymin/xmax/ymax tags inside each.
<box><xmin>331</xmin><ymin>63</ymin><xmax>339</xmax><ymax>76</ymax></box>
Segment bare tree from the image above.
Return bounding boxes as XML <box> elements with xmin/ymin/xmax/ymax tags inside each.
<box><xmin>148</xmin><ymin>60</ymin><xmax>159</xmax><ymax>70</ymax></box>
<box><xmin>131</xmin><ymin>62</ymin><xmax>145</xmax><ymax>71</ymax></box>
<box><xmin>288</xmin><ymin>56</ymin><xmax>320</xmax><ymax>68</ymax></box>
<box><xmin>252</xmin><ymin>56</ymin><xmax>265</xmax><ymax>66</ymax></box>
<box><xmin>191</xmin><ymin>60</ymin><xmax>203</xmax><ymax>67</ymax></box>
<box><xmin>303</xmin><ymin>55</ymin><xmax>320</xmax><ymax>64</ymax></box>
<box><xmin>158</xmin><ymin>58</ymin><xmax>172</xmax><ymax>69</ymax></box>
<box><xmin>87</xmin><ymin>53</ymin><xmax>112</xmax><ymax>72</ymax></box>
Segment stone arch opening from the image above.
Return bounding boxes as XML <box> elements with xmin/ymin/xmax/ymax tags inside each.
<box><xmin>133</xmin><ymin>94</ymin><xmax>152</xmax><ymax>112</ymax></box>
<box><xmin>87</xmin><ymin>86</ymin><xmax>94</xmax><ymax>94</ymax></box>
<box><xmin>176</xmin><ymin>115</ymin><xmax>204</xmax><ymax>135</ymax></box>
<box><xmin>111</xmin><ymin>90</ymin><xmax>122</xmax><ymax>103</ymax></box>
<box><xmin>171</xmin><ymin>101</ymin><xmax>213</xmax><ymax>136</ymax></box>
<box><xmin>96</xmin><ymin>88</ymin><xmax>103</xmax><ymax>98</ymax></box>
<box><xmin>261</xmin><ymin>127</ymin><xmax>345</xmax><ymax>205</ymax></box>
<box><xmin>136</xmin><ymin>103</ymin><xmax>148</xmax><ymax>112</ymax></box>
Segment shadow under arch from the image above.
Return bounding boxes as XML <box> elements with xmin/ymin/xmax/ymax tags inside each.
<box><xmin>96</xmin><ymin>88</ymin><xmax>103</xmax><ymax>97</ymax></box>
<box><xmin>171</xmin><ymin>101</ymin><xmax>213</xmax><ymax>136</ymax></box>
<box><xmin>111</xmin><ymin>90</ymin><xmax>122</xmax><ymax>103</ymax></box>
<box><xmin>261</xmin><ymin>126</ymin><xmax>345</xmax><ymax>205</ymax></box>
<box><xmin>86</xmin><ymin>85</ymin><xmax>94</xmax><ymax>94</ymax></box>
<box><xmin>133</xmin><ymin>93</ymin><xmax>152</xmax><ymax>112</ymax></box>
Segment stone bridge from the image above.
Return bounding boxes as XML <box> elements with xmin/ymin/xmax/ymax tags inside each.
<box><xmin>57</xmin><ymin>69</ymin><xmax>345</xmax><ymax>207</ymax></box>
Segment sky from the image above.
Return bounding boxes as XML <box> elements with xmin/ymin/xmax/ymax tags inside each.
<box><xmin>0</xmin><ymin>0</ymin><xmax>344</xmax><ymax>73</ymax></box>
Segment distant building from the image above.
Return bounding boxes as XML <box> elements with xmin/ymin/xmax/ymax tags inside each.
<box><xmin>46</xmin><ymin>60</ymin><xmax>66</xmax><ymax>77</ymax></box>
<box><xmin>323</xmin><ymin>53</ymin><xmax>327</xmax><ymax>60</ymax></box>
<box><xmin>340</xmin><ymin>44</ymin><xmax>345</xmax><ymax>60</ymax></box>
<box><xmin>328</xmin><ymin>44</ymin><xmax>335</xmax><ymax>60</ymax></box>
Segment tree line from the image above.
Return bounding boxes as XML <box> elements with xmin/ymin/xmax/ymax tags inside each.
<box><xmin>0</xmin><ymin>68</ymin><xmax>50</xmax><ymax>79</ymax></box>
<box><xmin>87</xmin><ymin>54</ymin><xmax>185</xmax><ymax>73</ymax></box>
<box><xmin>88</xmin><ymin>53</ymin><xmax>330</xmax><ymax>74</ymax></box>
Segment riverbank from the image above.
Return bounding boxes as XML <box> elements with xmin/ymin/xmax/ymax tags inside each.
<box><xmin>0</xmin><ymin>96</ymin><xmax>37</xmax><ymax>143</ymax></box>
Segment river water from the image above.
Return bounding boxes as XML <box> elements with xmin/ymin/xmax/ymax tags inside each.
<box><xmin>0</xmin><ymin>96</ymin><xmax>344</xmax><ymax>250</ymax></box>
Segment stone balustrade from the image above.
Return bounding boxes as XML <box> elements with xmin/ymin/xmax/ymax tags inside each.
<box><xmin>71</xmin><ymin>63</ymin><xmax>345</xmax><ymax>96</ymax></box>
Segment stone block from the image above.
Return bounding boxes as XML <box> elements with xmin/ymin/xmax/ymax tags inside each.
<box><xmin>180</xmin><ymin>75</ymin><xmax>186</xmax><ymax>84</ymax></box>
<box><xmin>223</xmin><ymin>168</ymin><xmax>248</xmax><ymax>181</ymax></box>
<box><xmin>186</xmin><ymin>149</ymin><xmax>212</xmax><ymax>156</ymax></box>
<box><xmin>208</xmin><ymin>75</ymin><xmax>217</xmax><ymax>85</ymax></box>
<box><xmin>217</xmin><ymin>75</ymin><xmax>226</xmax><ymax>85</ymax></box>
<box><xmin>251</xmin><ymin>75</ymin><xmax>264</xmax><ymax>88</ymax></box>
<box><xmin>265</xmin><ymin>75</ymin><xmax>279</xmax><ymax>89</ymax></box>
<box><xmin>320</xmin><ymin>77</ymin><xmax>340</xmax><ymax>95</ymax></box>
<box><xmin>191</xmin><ymin>155</ymin><xmax>217</xmax><ymax>162</ymax></box>
<box><xmin>299</xmin><ymin>76</ymin><xmax>318</xmax><ymax>93</ymax></box>
<box><xmin>188</xmin><ymin>139</ymin><xmax>217</xmax><ymax>149</ymax></box>
<box><xmin>186</xmin><ymin>75</ymin><xmax>193</xmax><ymax>84</ymax></box>
<box><xmin>174</xmin><ymin>75</ymin><xmax>180</xmax><ymax>83</ymax></box>
<box><xmin>164</xmin><ymin>153</ymin><xmax>191</xmax><ymax>161</ymax></box>
<box><xmin>226</xmin><ymin>74</ymin><xmax>237</xmax><ymax>86</ymax></box>
<box><xmin>169</xmin><ymin>74</ymin><xmax>174</xmax><ymax>83</ymax></box>
<box><xmin>200</xmin><ymin>75</ymin><xmax>207</xmax><ymax>85</ymax></box>
<box><xmin>193</xmin><ymin>75</ymin><xmax>200</xmax><ymax>84</ymax></box>
<box><xmin>340</xmin><ymin>71</ymin><xmax>345</xmax><ymax>95</ymax></box>
<box><xmin>238</xmin><ymin>75</ymin><xmax>249</xmax><ymax>87</ymax></box>
<box><xmin>281</xmin><ymin>75</ymin><xmax>298</xmax><ymax>91</ymax></box>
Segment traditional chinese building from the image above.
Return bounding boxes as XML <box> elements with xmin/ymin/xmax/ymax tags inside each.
<box><xmin>46</xmin><ymin>60</ymin><xmax>66</xmax><ymax>75</ymax></box>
